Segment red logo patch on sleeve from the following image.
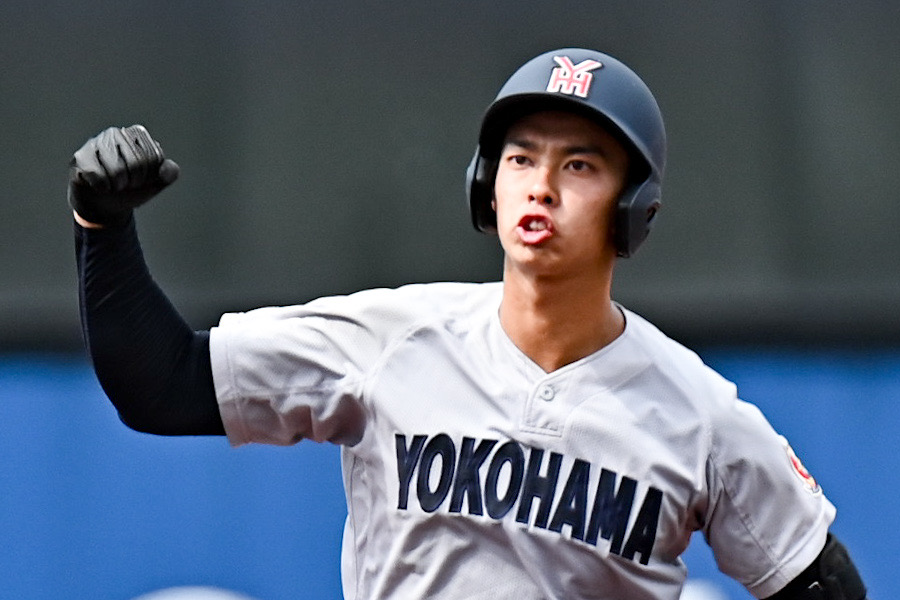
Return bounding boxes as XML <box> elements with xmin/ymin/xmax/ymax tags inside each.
<box><xmin>782</xmin><ymin>437</ymin><xmax>822</xmax><ymax>494</ymax></box>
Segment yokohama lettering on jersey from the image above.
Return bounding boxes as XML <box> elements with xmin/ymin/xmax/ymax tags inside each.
<box><xmin>210</xmin><ymin>281</ymin><xmax>836</xmax><ymax>600</ymax></box>
<box><xmin>396</xmin><ymin>433</ymin><xmax>662</xmax><ymax>565</ymax></box>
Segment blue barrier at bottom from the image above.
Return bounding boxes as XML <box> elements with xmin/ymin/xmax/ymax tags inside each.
<box><xmin>0</xmin><ymin>350</ymin><xmax>893</xmax><ymax>599</ymax></box>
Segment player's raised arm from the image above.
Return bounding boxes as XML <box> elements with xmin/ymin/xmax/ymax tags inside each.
<box><xmin>69</xmin><ymin>126</ymin><xmax>224</xmax><ymax>435</ymax></box>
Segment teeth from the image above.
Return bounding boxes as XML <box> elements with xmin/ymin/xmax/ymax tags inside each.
<box><xmin>528</xmin><ymin>220</ymin><xmax>547</xmax><ymax>231</ymax></box>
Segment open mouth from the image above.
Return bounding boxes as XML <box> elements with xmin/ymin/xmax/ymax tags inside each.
<box><xmin>517</xmin><ymin>215</ymin><xmax>554</xmax><ymax>244</ymax></box>
<box><xmin>524</xmin><ymin>218</ymin><xmax>549</xmax><ymax>231</ymax></box>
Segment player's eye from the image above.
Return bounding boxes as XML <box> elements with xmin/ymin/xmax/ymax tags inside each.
<box><xmin>508</xmin><ymin>154</ymin><xmax>531</xmax><ymax>166</ymax></box>
<box><xmin>567</xmin><ymin>159</ymin><xmax>592</xmax><ymax>172</ymax></box>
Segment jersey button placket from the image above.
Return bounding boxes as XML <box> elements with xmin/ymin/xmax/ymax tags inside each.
<box><xmin>522</xmin><ymin>380</ymin><xmax>564</xmax><ymax>435</ymax></box>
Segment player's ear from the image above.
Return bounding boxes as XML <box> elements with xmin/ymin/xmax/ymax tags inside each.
<box><xmin>491</xmin><ymin>198</ymin><xmax>497</xmax><ymax>212</ymax></box>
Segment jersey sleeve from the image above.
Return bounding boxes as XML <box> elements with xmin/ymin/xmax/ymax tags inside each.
<box><xmin>703</xmin><ymin>394</ymin><xmax>836</xmax><ymax>598</ymax></box>
<box><xmin>209</xmin><ymin>288</ymin><xmax>414</xmax><ymax>447</ymax></box>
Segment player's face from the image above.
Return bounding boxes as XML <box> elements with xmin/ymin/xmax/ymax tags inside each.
<box><xmin>492</xmin><ymin>110</ymin><xmax>629</xmax><ymax>279</ymax></box>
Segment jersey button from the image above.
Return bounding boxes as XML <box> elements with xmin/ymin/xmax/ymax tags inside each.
<box><xmin>538</xmin><ymin>385</ymin><xmax>556</xmax><ymax>401</ymax></box>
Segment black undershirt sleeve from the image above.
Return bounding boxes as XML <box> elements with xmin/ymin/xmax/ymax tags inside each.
<box><xmin>75</xmin><ymin>216</ymin><xmax>225</xmax><ymax>436</ymax></box>
<box><xmin>764</xmin><ymin>533</ymin><xmax>867</xmax><ymax>600</ymax></box>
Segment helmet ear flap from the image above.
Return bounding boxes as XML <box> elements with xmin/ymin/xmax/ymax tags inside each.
<box><xmin>615</xmin><ymin>180</ymin><xmax>661</xmax><ymax>258</ymax></box>
<box><xmin>466</xmin><ymin>151</ymin><xmax>499</xmax><ymax>233</ymax></box>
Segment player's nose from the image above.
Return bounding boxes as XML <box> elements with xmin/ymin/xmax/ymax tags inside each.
<box><xmin>527</xmin><ymin>167</ymin><xmax>559</xmax><ymax>206</ymax></box>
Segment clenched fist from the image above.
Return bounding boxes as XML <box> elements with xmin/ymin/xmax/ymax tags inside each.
<box><xmin>68</xmin><ymin>125</ymin><xmax>180</xmax><ymax>226</ymax></box>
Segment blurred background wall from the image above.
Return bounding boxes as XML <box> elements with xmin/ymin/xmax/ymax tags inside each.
<box><xmin>1</xmin><ymin>1</ymin><xmax>897</xmax><ymax>598</ymax></box>
<box><xmin>3</xmin><ymin>0</ymin><xmax>900</xmax><ymax>349</ymax></box>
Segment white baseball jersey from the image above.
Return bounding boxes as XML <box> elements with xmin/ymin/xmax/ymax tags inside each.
<box><xmin>209</xmin><ymin>281</ymin><xmax>835</xmax><ymax>600</ymax></box>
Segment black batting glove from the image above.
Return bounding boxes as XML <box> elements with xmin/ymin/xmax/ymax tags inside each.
<box><xmin>68</xmin><ymin>125</ymin><xmax>180</xmax><ymax>227</ymax></box>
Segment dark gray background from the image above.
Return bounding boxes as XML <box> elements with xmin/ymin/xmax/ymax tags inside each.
<box><xmin>3</xmin><ymin>1</ymin><xmax>898</xmax><ymax>350</ymax></box>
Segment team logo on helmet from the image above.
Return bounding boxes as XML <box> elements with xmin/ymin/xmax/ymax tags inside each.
<box><xmin>781</xmin><ymin>437</ymin><xmax>821</xmax><ymax>494</ymax></box>
<box><xmin>546</xmin><ymin>56</ymin><xmax>603</xmax><ymax>98</ymax></box>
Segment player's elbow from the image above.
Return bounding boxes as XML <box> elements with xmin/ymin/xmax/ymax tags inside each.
<box><xmin>110</xmin><ymin>385</ymin><xmax>225</xmax><ymax>437</ymax></box>
<box><xmin>115</xmin><ymin>402</ymin><xmax>173</xmax><ymax>435</ymax></box>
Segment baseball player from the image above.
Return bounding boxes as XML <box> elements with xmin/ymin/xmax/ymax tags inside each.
<box><xmin>68</xmin><ymin>48</ymin><xmax>867</xmax><ymax>599</ymax></box>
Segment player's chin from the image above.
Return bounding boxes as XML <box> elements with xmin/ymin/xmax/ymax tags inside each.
<box><xmin>502</xmin><ymin>246</ymin><xmax>563</xmax><ymax>275</ymax></box>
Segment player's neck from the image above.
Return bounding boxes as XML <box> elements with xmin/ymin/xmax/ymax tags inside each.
<box><xmin>499</xmin><ymin>269</ymin><xmax>624</xmax><ymax>373</ymax></box>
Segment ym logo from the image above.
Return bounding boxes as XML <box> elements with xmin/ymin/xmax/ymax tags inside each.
<box><xmin>546</xmin><ymin>56</ymin><xmax>603</xmax><ymax>98</ymax></box>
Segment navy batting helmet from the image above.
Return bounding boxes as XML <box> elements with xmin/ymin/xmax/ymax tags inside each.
<box><xmin>466</xmin><ymin>48</ymin><xmax>667</xmax><ymax>257</ymax></box>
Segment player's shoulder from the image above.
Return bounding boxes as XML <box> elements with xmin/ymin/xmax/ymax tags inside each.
<box><xmin>354</xmin><ymin>280</ymin><xmax>501</xmax><ymax>307</ymax></box>
<box><xmin>620</xmin><ymin>306</ymin><xmax>705</xmax><ymax>369</ymax></box>
<box><xmin>322</xmin><ymin>281</ymin><xmax>502</xmax><ymax>319</ymax></box>
<box><xmin>619</xmin><ymin>305</ymin><xmax>736</xmax><ymax>402</ymax></box>
<box><xmin>220</xmin><ymin>281</ymin><xmax>502</xmax><ymax>327</ymax></box>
